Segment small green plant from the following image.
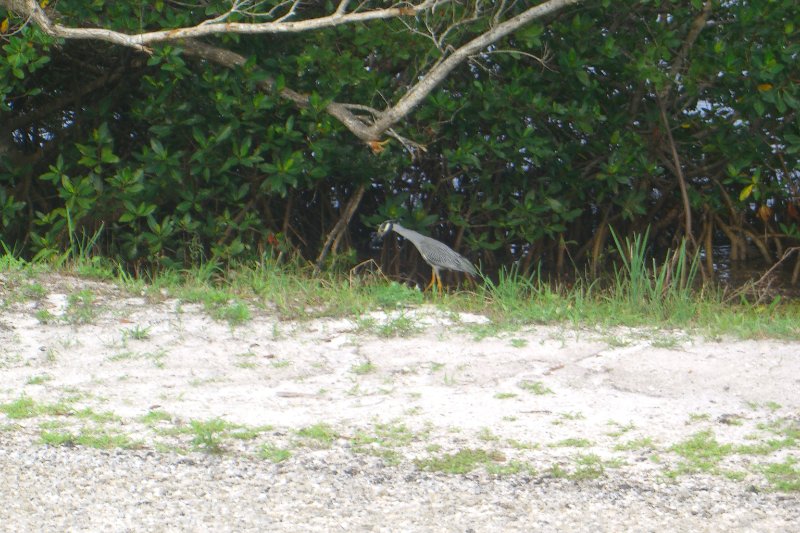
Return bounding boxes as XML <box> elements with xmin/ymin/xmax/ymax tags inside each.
<box><xmin>259</xmin><ymin>444</ymin><xmax>291</xmax><ymax>463</ymax></box>
<box><xmin>650</xmin><ymin>335</ymin><xmax>681</xmax><ymax>349</ymax></box>
<box><xmin>549</xmin><ymin>463</ymin><xmax>568</xmax><ymax>478</ymax></box>
<box><xmin>140</xmin><ymin>410</ymin><xmax>172</xmax><ymax>425</ymax></box>
<box><xmin>494</xmin><ymin>392</ymin><xmax>517</xmax><ymax>399</ymax></box>
<box><xmin>571</xmin><ymin>453</ymin><xmax>606</xmax><ymax>480</ymax></box>
<box><xmin>370</xmin><ymin>281</ymin><xmax>424</xmax><ymax>308</ymax></box>
<box><xmin>123</xmin><ymin>325</ymin><xmax>151</xmax><ymax>341</ymax></box>
<box><xmin>486</xmin><ymin>460</ymin><xmax>536</xmax><ymax>476</ymax></box>
<box><xmin>615</xmin><ymin>437</ymin><xmax>657</xmax><ymax>451</ymax></box>
<box><xmin>213</xmin><ymin>300</ymin><xmax>251</xmax><ymax>326</ymax></box>
<box><xmin>351</xmin><ymin>422</ymin><xmax>416</xmax><ymax>465</ymax></box>
<box><xmin>552</xmin><ymin>438</ymin><xmax>593</xmax><ymax>448</ymax></box>
<box><xmin>606</xmin><ymin>421</ymin><xmax>636</xmax><ymax>437</ymax></box>
<box><xmin>354</xmin><ymin>316</ymin><xmax>377</xmax><ymax>334</ymax></box>
<box><xmin>39</xmin><ymin>400</ymin><xmax>75</xmax><ymax>417</ymax></box>
<box><xmin>35</xmin><ymin>309</ymin><xmax>57</xmax><ymax>324</ymax></box>
<box><xmin>351</xmin><ymin>361</ymin><xmax>376</xmax><ymax>375</ymax></box>
<box><xmin>40</xmin><ymin>430</ymin><xmax>76</xmax><ymax>446</ymax></box>
<box><xmin>189</xmin><ymin>418</ymin><xmax>232</xmax><ymax>454</ymax></box>
<box><xmin>146</xmin><ymin>349</ymin><xmax>168</xmax><ymax>368</ymax></box>
<box><xmin>507</xmin><ymin>438</ymin><xmax>538</xmax><ymax>450</ymax></box>
<box><xmin>26</xmin><ymin>374</ymin><xmax>52</xmax><ymax>385</ymax></box>
<box><xmin>65</xmin><ymin>289</ymin><xmax>98</xmax><ymax>324</ymax></box>
<box><xmin>44</xmin><ymin>347</ymin><xmax>58</xmax><ymax>363</ymax></box>
<box><xmin>377</xmin><ymin>313</ymin><xmax>419</xmax><ymax>338</ymax></box>
<box><xmin>509</xmin><ymin>338</ymin><xmax>528</xmax><ymax>348</ymax></box>
<box><xmin>23</xmin><ymin>282</ymin><xmax>47</xmax><ymax>300</ymax></box>
<box><xmin>41</xmin><ymin>429</ymin><xmax>137</xmax><ymax>450</ymax></box>
<box><xmin>603</xmin><ymin>335</ymin><xmax>630</xmax><ymax>348</ymax></box>
<box><xmin>518</xmin><ymin>380</ymin><xmax>553</xmax><ymax>395</ymax></box>
<box><xmin>416</xmin><ymin>448</ymin><xmax>505</xmax><ymax>474</ymax></box>
<box><xmin>108</xmin><ymin>350</ymin><xmax>136</xmax><ymax>362</ymax></box>
<box><xmin>762</xmin><ymin>457</ymin><xmax>800</xmax><ymax>492</ymax></box>
<box><xmin>668</xmin><ymin>430</ymin><xmax>732</xmax><ymax>476</ymax></box>
<box><xmin>477</xmin><ymin>427</ymin><xmax>499</xmax><ymax>442</ymax></box>
<box><xmin>296</xmin><ymin>423</ymin><xmax>337</xmax><ymax>448</ymax></box>
<box><xmin>0</xmin><ymin>396</ymin><xmax>39</xmax><ymax>418</ymax></box>
<box><xmin>73</xmin><ymin>407</ymin><xmax>120</xmax><ymax>423</ymax></box>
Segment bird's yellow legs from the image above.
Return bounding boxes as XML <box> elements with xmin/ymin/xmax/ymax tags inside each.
<box><xmin>424</xmin><ymin>270</ymin><xmax>444</xmax><ymax>293</ymax></box>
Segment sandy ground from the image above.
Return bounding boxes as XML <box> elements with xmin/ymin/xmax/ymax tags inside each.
<box><xmin>1</xmin><ymin>273</ymin><xmax>799</xmax><ymax>531</ymax></box>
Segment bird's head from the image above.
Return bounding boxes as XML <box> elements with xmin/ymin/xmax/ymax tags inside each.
<box><xmin>371</xmin><ymin>219</ymin><xmax>396</xmax><ymax>246</ymax></box>
<box><xmin>376</xmin><ymin>220</ymin><xmax>396</xmax><ymax>237</ymax></box>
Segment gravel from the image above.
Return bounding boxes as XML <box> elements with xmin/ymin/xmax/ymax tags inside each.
<box><xmin>2</xmin><ymin>274</ymin><xmax>799</xmax><ymax>531</ymax></box>
<box><xmin>2</xmin><ymin>431</ymin><xmax>798</xmax><ymax>532</ymax></box>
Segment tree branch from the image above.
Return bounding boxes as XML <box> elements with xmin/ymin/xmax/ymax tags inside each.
<box><xmin>1</xmin><ymin>0</ymin><xmax>439</xmax><ymax>52</ymax></box>
<box><xmin>2</xmin><ymin>0</ymin><xmax>581</xmax><ymax>151</ymax></box>
<box><xmin>657</xmin><ymin>94</ymin><xmax>694</xmax><ymax>245</ymax></box>
<box><xmin>660</xmin><ymin>0</ymin><xmax>713</xmax><ymax>103</ymax></box>
<box><xmin>364</xmin><ymin>0</ymin><xmax>580</xmax><ymax>138</ymax></box>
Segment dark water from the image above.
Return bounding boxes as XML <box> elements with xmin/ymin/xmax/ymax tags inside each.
<box><xmin>709</xmin><ymin>244</ymin><xmax>800</xmax><ymax>298</ymax></box>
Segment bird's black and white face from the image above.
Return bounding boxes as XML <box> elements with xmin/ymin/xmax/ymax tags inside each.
<box><xmin>375</xmin><ymin>220</ymin><xmax>395</xmax><ymax>239</ymax></box>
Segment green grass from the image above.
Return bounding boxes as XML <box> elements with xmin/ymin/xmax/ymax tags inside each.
<box><xmin>0</xmin><ymin>396</ymin><xmax>40</xmax><ymax>419</ymax></box>
<box><xmin>189</xmin><ymin>418</ymin><xmax>234</xmax><ymax>454</ymax></box>
<box><xmin>667</xmin><ymin>430</ymin><xmax>733</xmax><ymax>476</ymax></box>
<box><xmin>259</xmin><ymin>443</ymin><xmax>291</xmax><ymax>463</ymax></box>
<box><xmin>2</xmin><ymin>233</ymin><xmax>799</xmax><ymax>339</ymax></box>
<box><xmin>416</xmin><ymin>448</ymin><xmax>506</xmax><ymax>474</ymax></box>
<box><xmin>552</xmin><ymin>437</ymin><xmax>593</xmax><ymax>448</ymax></box>
<box><xmin>351</xmin><ymin>361</ymin><xmax>376</xmax><ymax>375</ymax></box>
<box><xmin>615</xmin><ymin>437</ymin><xmax>657</xmax><ymax>451</ymax></box>
<box><xmin>762</xmin><ymin>457</ymin><xmax>800</xmax><ymax>491</ymax></box>
<box><xmin>177</xmin><ymin>418</ymin><xmax>273</xmax><ymax>453</ymax></box>
<box><xmin>606</xmin><ymin>421</ymin><xmax>636</xmax><ymax>437</ymax></box>
<box><xmin>140</xmin><ymin>409</ymin><xmax>172</xmax><ymax>425</ymax></box>
<box><xmin>351</xmin><ymin>422</ymin><xmax>417</xmax><ymax>465</ymax></box>
<box><xmin>507</xmin><ymin>438</ymin><xmax>538</xmax><ymax>450</ymax></box>
<box><xmin>41</xmin><ymin>429</ymin><xmax>139</xmax><ymax>450</ymax></box>
<box><xmin>123</xmin><ymin>325</ymin><xmax>151</xmax><ymax>341</ymax></box>
<box><xmin>296</xmin><ymin>423</ymin><xmax>337</xmax><ymax>448</ymax></box>
<box><xmin>212</xmin><ymin>300</ymin><xmax>251</xmax><ymax>326</ymax></box>
<box><xmin>571</xmin><ymin>453</ymin><xmax>607</xmax><ymax>480</ymax></box>
<box><xmin>35</xmin><ymin>309</ymin><xmax>57</xmax><ymax>324</ymax></box>
<box><xmin>486</xmin><ymin>459</ymin><xmax>536</xmax><ymax>476</ymax></box>
<box><xmin>494</xmin><ymin>392</ymin><xmax>517</xmax><ymax>399</ymax></box>
<box><xmin>65</xmin><ymin>289</ymin><xmax>98</xmax><ymax>324</ymax></box>
<box><xmin>477</xmin><ymin>427</ymin><xmax>500</xmax><ymax>442</ymax></box>
<box><xmin>2</xmin><ymin>396</ymin><xmax>75</xmax><ymax>418</ymax></box>
<box><xmin>26</xmin><ymin>374</ymin><xmax>52</xmax><ymax>385</ymax></box>
<box><xmin>357</xmin><ymin>312</ymin><xmax>420</xmax><ymax>337</ymax></box>
<box><xmin>518</xmin><ymin>380</ymin><xmax>553</xmax><ymax>395</ymax></box>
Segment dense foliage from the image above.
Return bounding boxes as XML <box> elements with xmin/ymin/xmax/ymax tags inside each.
<box><xmin>1</xmin><ymin>0</ymin><xmax>798</xmax><ymax>283</ymax></box>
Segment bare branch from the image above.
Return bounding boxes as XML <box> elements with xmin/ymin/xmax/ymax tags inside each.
<box><xmin>0</xmin><ymin>0</ymin><xmax>442</xmax><ymax>50</ymax></box>
<box><xmin>1</xmin><ymin>0</ymin><xmax>582</xmax><ymax>152</ymax></box>
<box><xmin>365</xmin><ymin>0</ymin><xmax>580</xmax><ymax>139</ymax></box>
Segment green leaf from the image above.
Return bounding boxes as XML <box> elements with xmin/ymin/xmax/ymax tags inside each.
<box><xmin>100</xmin><ymin>147</ymin><xmax>119</xmax><ymax>164</ymax></box>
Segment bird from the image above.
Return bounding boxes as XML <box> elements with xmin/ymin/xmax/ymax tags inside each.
<box><xmin>373</xmin><ymin>220</ymin><xmax>478</xmax><ymax>292</ymax></box>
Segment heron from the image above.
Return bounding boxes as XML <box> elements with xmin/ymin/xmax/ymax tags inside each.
<box><xmin>373</xmin><ymin>220</ymin><xmax>478</xmax><ymax>292</ymax></box>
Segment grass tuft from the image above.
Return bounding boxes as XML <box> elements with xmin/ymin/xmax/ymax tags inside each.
<box><xmin>416</xmin><ymin>448</ymin><xmax>506</xmax><ymax>474</ymax></box>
